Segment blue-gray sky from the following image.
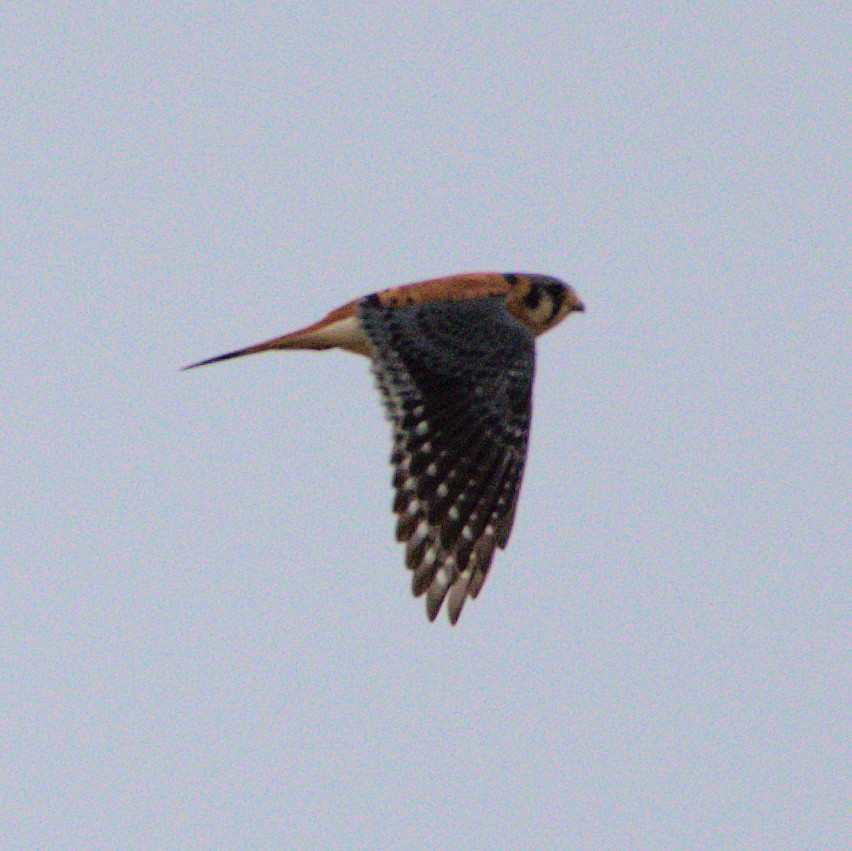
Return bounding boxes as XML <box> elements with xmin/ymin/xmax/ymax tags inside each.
<box><xmin>3</xmin><ymin>5</ymin><xmax>849</xmax><ymax>848</ymax></box>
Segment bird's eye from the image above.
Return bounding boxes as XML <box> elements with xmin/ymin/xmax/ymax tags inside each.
<box><xmin>523</xmin><ymin>284</ymin><xmax>542</xmax><ymax>310</ymax></box>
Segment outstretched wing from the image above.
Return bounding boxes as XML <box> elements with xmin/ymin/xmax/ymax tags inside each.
<box><xmin>358</xmin><ymin>294</ymin><xmax>536</xmax><ymax>623</ymax></box>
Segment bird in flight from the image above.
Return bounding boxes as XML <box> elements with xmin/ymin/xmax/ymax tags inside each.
<box><xmin>185</xmin><ymin>272</ymin><xmax>584</xmax><ymax>623</ymax></box>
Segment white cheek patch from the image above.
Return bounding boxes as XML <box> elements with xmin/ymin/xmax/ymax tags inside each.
<box><xmin>524</xmin><ymin>296</ymin><xmax>556</xmax><ymax>332</ymax></box>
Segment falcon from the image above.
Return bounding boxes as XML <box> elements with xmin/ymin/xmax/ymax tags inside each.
<box><xmin>185</xmin><ymin>272</ymin><xmax>584</xmax><ymax>623</ymax></box>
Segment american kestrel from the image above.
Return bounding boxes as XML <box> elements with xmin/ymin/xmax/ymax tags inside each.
<box><xmin>186</xmin><ymin>272</ymin><xmax>584</xmax><ymax>623</ymax></box>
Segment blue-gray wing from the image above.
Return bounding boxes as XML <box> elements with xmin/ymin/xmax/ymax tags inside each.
<box><xmin>358</xmin><ymin>294</ymin><xmax>535</xmax><ymax>623</ymax></box>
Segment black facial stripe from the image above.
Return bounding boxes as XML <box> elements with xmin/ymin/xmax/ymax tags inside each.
<box><xmin>543</xmin><ymin>282</ymin><xmax>564</xmax><ymax>322</ymax></box>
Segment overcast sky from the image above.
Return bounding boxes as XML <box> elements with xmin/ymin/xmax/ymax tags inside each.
<box><xmin>3</xmin><ymin>5</ymin><xmax>849</xmax><ymax>848</ymax></box>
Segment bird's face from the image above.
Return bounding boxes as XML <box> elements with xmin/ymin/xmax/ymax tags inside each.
<box><xmin>506</xmin><ymin>274</ymin><xmax>585</xmax><ymax>336</ymax></box>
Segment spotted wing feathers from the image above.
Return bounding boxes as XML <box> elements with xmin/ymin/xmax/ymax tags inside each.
<box><xmin>358</xmin><ymin>294</ymin><xmax>535</xmax><ymax>623</ymax></box>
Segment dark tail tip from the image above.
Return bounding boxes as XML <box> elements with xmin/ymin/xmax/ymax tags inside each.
<box><xmin>182</xmin><ymin>345</ymin><xmax>263</xmax><ymax>371</ymax></box>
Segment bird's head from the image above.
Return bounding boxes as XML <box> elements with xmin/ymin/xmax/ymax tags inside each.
<box><xmin>506</xmin><ymin>274</ymin><xmax>585</xmax><ymax>336</ymax></box>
